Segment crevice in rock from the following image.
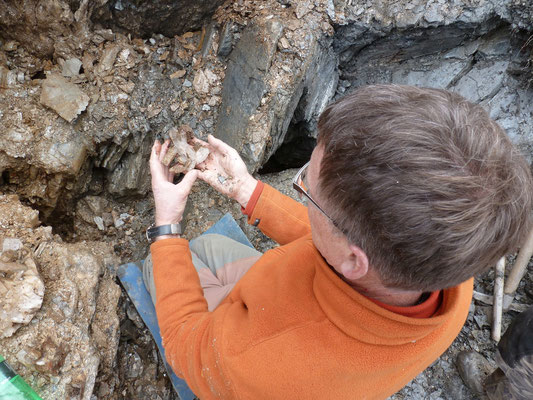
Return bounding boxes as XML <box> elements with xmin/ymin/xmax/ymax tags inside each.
<box><xmin>1</xmin><ymin>170</ymin><xmax>9</xmax><ymax>185</ymax></box>
<box><xmin>30</xmin><ymin>69</ymin><xmax>46</xmax><ymax>80</ymax></box>
<box><xmin>259</xmin><ymin>125</ymin><xmax>317</xmax><ymax>174</ymax></box>
<box><xmin>39</xmin><ymin>201</ymin><xmax>76</xmax><ymax>241</ymax></box>
<box><xmin>445</xmin><ymin>53</ymin><xmax>477</xmax><ymax>89</ymax></box>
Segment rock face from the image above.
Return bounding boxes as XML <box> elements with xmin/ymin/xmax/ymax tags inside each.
<box><xmin>91</xmin><ymin>0</ymin><xmax>226</xmax><ymax>38</ymax></box>
<box><xmin>0</xmin><ymin>0</ymin><xmax>96</xmax><ymax>59</ymax></box>
<box><xmin>333</xmin><ymin>0</ymin><xmax>533</xmax><ymax>164</ymax></box>
<box><xmin>0</xmin><ymin>194</ymin><xmax>121</xmax><ymax>400</ymax></box>
<box><xmin>0</xmin><ymin>0</ymin><xmax>223</xmax><ymax>58</ymax></box>
<box><xmin>1</xmin><ymin>0</ymin><xmax>529</xmax><ymax>215</ymax></box>
<box><xmin>0</xmin><ymin>81</ymin><xmax>89</xmax><ymax>210</ymax></box>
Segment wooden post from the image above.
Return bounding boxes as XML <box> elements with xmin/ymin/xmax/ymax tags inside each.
<box><xmin>504</xmin><ymin>227</ymin><xmax>533</xmax><ymax>295</ymax></box>
<box><xmin>492</xmin><ymin>257</ymin><xmax>505</xmax><ymax>342</ymax></box>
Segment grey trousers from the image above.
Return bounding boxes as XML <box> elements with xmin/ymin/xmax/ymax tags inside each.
<box><xmin>143</xmin><ymin>234</ymin><xmax>261</xmax><ymax>311</ymax></box>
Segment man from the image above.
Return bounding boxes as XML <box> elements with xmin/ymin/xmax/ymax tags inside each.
<box><xmin>144</xmin><ymin>85</ymin><xmax>532</xmax><ymax>399</ymax></box>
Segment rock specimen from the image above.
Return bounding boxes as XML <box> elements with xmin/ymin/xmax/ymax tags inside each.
<box><xmin>456</xmin><ymin>350</ymin><xmax>494</xmax><ymax>395</ymax></box>
<box><xmin>0</xmin><ymin>65</ymin><xmax>17</xmax><ymax>88</ymax></box>
<box><xmin>62</xmin><ymin>58</ymin><xmax>83</xmax><ymax>77</ymax></box>
<box><xmin>40</xmin><ymin>73</ymin><xmax>90</xmax><ymax>122</ymax></box>
<box><xmin>161</xmin><ymin>126</ymin><xmax>210</xmax><ymax>174</ymax></box>
<box><xmin>0</xmin><ymin>242</ymin><xmax>45</xmax><ymax>339</ymax></box>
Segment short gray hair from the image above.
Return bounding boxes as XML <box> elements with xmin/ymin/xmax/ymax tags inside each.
<box><xmin>317</xmin><ymin>84</ymin><xmax>533</xmax><ymax>291</ymax></box>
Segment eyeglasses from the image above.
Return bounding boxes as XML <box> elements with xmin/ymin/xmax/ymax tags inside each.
<box><xmin>292</xmin><ymin>161</ymin><xmax>337</xmax><ymax>226</ymax></box>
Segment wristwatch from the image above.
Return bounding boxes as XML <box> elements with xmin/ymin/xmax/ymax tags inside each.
<box><xmin>146</xmin><ymin>223</ymin><xmax>182</xmax><ymax>242</ymax></box>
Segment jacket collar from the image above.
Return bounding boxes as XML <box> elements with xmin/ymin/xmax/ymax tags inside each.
<box><xmin>303</xmin><ymin>235</ymin><xmax>472</xmax><ymax>345</ymax></box>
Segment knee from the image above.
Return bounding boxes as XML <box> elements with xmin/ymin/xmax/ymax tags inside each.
<box><xmin>190</xmin><ymin>234</ymin><xmax>228</xmax><ymax>253</ymax></box>
<box><xmin>142</xmin><ymin>253</ymin><xmax>153</xmax><ymax>281</ymax></box>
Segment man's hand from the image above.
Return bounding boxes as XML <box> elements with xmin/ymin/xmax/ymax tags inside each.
<box><xmin>196</xmin><ymin>135</ymin><xmax>257</xmax><ymax>208</ymax></box>
<box><xmin>150</xmin><ymin>139</ymin><xmax>198</xmax><ymax>227</ymax></box>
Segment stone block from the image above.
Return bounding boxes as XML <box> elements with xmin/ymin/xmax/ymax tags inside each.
<box><xmin>62</xmin><ymin>58</ymin><xmax>83</xmax><ymax>77</ymax></box>
<box><xmin>215</xmin><ymin>18</ymin><xmax>284</xmax><ymax>167</ymax></box>
<box><xmin>106</xmin><ymin>138</ymin><xmax>152</xmax><ymax>196</ymax></box>
<box><xmin>40</xmin><ymin>74</ymin><xmax>90</xmax><ymax>122</ymax></box>
<box><xmin>35</xmin><ymin>139</ymin><xmax>88</xmax><ymax>175</ymax></box>
<box><xmin>216</xmin><ymin>18</ymin><xmax>337</xmax><ymax>171</ymax></box>
<box><xmin>0</xmin><ymin>251</ymin><xmax>45</xmax><ymax>339</ymax></box>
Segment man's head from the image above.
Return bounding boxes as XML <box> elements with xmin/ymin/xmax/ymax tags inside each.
<box><xmin>312</xmin><ymin>84</ymin><xmax>532</xmax><ymax>292</ymax></box>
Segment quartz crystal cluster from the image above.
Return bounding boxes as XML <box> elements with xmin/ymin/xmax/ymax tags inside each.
<box><xmin>161</xmin><ymin>125</ymin><xmax>210</xmax><ymax>174</ymax></box>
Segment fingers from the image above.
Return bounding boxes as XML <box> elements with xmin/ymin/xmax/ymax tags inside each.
<box><xmin>150</xmin><ymin>140</ymin><xmax>170</xmax><ymax>184</ymax></box>
<box><xmin>178</xmin><ymin>170</ymin><xmax>199</xmax><ymax>194</ymax></box>
<box><xmin>168</xmin><ymin>170</ymin><xmax>175</xmax><ymax>182</ymax></box>
<box><xmin>150</xmin><ymin>140</ymin><xmax>161</xmax><ymax>174</ymax></box>
<box><xmin>160</xmin><ymin>139</ymin><xmax>171</xmax><ymax>161</ymax></box>
<box><xmin>151</xmin><ymin>140</ymin><xmax>161</xmax><ymax>161</ymax></box>
<box><xmin>207</xmin><ymin>134</ymin><xmax>233</xmax><ymax>156</ymax></box>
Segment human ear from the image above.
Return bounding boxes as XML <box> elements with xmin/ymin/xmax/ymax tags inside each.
<box><xmin>340</xmin><ymin>245</ymin><xmax>369</xmax><ymax>281</ymax></box>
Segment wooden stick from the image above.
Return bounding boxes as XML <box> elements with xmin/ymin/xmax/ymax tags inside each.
<box><xmin>504</xmin><ymin>227</ymin><xmax>533</xmax><ymax>295</ymax></box>
<box><xmin>473</xmin><ymin>290</ymin><xmax>530</xmax><ymax>313</ymax></box>
<box><xmin>492</xmin><ymin>257</ymin><xmax>506</xmax><ymax>342</ymax></box>
<box><xmin>472</xmin><ymin>290</ymin><xmax>494</xmax><ymax>305</ymax></box>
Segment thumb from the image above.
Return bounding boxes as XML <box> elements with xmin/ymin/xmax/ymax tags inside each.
<box><xmin>178</xmin><ymin>170</ymin><xmax>199</xmax><ymax>194</ymax></box>
<box><xmin>208</xmin><ymin>134</ymin><xmax>232</xmax><ymax>155</ymax></box>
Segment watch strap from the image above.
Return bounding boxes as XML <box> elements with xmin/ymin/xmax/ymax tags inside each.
<box><xmin>146</xmin><ymin>223</ymin><xmax>182</xmax><ymax>242</ymax></box>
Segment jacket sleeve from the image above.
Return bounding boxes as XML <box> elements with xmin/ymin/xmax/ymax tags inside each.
<box><xmin>246</xmin><ymin>183</ymin><xmax>311</xmax><ymax>245</ymax></box>
<box><xmin>151</xmin><ymin>238</ymin><xmax>238</xmax><ymax>400</ymax></box>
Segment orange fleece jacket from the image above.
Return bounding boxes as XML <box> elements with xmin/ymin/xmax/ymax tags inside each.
<box><xmin>151</xmin><ymin>184</ymin><xmax>473</xmax><ymax>400</ymax></box>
